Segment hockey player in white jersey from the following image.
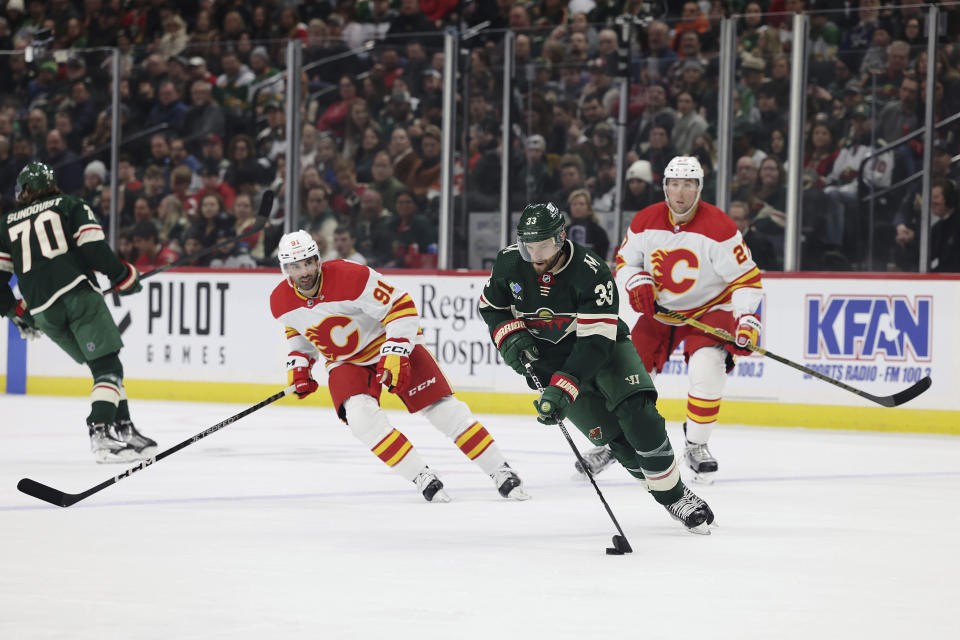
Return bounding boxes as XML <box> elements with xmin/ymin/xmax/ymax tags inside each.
<box><xmin>577</xmin><ymin>156</ymin><xmax>763</xmax><ymax>482</ymax></box>
<box><xmin>269</xmin><ymin>231</ymin><xmax>529</xmax><ymax>502</ymax></box>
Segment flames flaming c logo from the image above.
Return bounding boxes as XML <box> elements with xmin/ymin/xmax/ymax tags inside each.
<box><xmin>650</xmin><ymin>248</ymin><xmax>700</xmax><ymax>294</ymax></box>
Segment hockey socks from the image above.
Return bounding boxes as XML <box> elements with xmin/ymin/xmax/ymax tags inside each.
<box><xmin>86</xmin><ymin>353</ymin><xmax>124</xmax><ymax>425</ymax></box>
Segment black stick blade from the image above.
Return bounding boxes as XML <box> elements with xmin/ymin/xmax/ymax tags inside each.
<box><xmin>889</xmin><ymin>376</ymin><xmax>932</xmax><ymax>407</ymax></box>
<box><xmin>18</xmin><ymin>478</ymin><xmax>72</xmax><ymax>507</ymax></box>
<box><xmin>612</xmin><ymin>534</ymin><xmax>633</xmax><ymax>554</ymax></box>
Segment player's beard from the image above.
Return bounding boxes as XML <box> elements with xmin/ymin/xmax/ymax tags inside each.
<box><xmin>532</xmin><ymin>245</ymin><xmax>565</xmax><ymax>275</ymax></box>
<box><xmin>294</xmin><ymin>269</ymin><xmax>321</xmax><ymax>297</ymax></box>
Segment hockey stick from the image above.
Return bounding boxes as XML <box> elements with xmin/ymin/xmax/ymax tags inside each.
<box><xmin>522</xmin><ymin>356</ymin><xmax>633</xmax><ymax>555</ymax></box>
<box><xmin>652</xmin><ymin>304</ymin><xmax>932</xmax><ymax>408</ymax></box>
<box><xmin>17</xmin><ymin>385</ymin><xmax>295</xmax><ymax>507</ymax></box>
<box><xmin>104</xmin><ymin>189</ymin><xmax>275</xmax><ymax>294</ymax></box>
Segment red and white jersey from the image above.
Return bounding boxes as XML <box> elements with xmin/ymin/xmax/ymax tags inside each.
<box><xmin>270</xmin><ymin>260</ymin><xmax>420</xmax><ymax>370</ymax></box>
<box><xmin>615</xmin><ymin>201</ymin><xmax>763</xmax><ymax>323</ymax></box>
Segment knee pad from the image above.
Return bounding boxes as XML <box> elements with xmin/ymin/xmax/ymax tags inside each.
<box><xmin>342</xmin><ymin>394</ymin><xmax>394</xmax><ymax>448</ymax></box>
<box><xmin>687</xmin><ymin>346</ymin><xmax>726</xmax><ymax>399</ymax></box>
<box><xmin>418</xmin><ymin>396</ymin><xmax>474</xmax><ymax>439</ymax></box>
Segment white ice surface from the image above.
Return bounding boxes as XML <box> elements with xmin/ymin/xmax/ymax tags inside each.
<box><xmin>1</xmin><ymin>394</ymin><xmax>957</xmax><ymax>639</ymax></box>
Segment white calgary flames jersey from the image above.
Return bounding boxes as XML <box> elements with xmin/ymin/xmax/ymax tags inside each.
<box><xmin>615</xmin><ymin>201</ymin><xmax>763</xmax><ymax>323</ymax></box>
<box><xmin>270</xmin><ymin>260</ymin><xmax>420</xmax><ymax>370</ymax></box>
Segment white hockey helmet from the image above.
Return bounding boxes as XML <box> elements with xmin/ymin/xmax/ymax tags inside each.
<box><xmin>662</xmin><ymin>155</ymin><xmax>704</xmax><ymax>213</ymax></box>
<box><xmin>277</xmin><ymin>230</ymin><xmax>320</xmax><ymax>275</ymax></box>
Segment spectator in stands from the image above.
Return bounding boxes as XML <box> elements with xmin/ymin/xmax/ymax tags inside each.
<box><xmin>182</xmin><ymin>81</ymin><xmax>226</xmax><ymax>152</ymax></box>
<box><xmin>512</xmin><ymin>134</ymin><xmax>554</xmax><ymax>208</ymax></box>
<box><xmin>672</xmin><ymin>91</ymin><xmax>708</xmax><ymax>156</ymax></box>
<box><xmin>302</xmin><ymin>186</ymin><xmax>338</xmax><ymax>245</ymax></box>
<box><xmin>169</xmin><ymin>137</ymin><xmax>201</xmax><ymax>178</ymax></box>
<box><xmin>215</xmin><ymin>49</ymin><xmax>255</xmax><ymax>119</ymax></box>
<box><xmin>877</xmin><ymin>75</ymin><xmax>920</xmax><ymax>144</ymax></box>
<box><xmin>378</xmin><ymin>189</ymin><xmax>437</xmax><ymax>268</ymax></box>
<box><xmin>168</xmin><ymin>166</ymin><xmax>198</xmax><ymax>217</ymax></box>
<box><xmin>756</xmin><ymin>156</ymin><xmax>787</xmax><ymax>213</ymax></box>
<box><xmin>369</xmin><ymin>149</ymin><xmax>406</xmax><ymax>211</ymax></box>
<box><xmin>190</xmin><ymin>193</ymin><xmax>235</xmax><ymax>249</ymax></box>
<box><xmin>257</xmin><ymin>99</ymin><xmax>286</xmax><ymax>164</ymax></box>
<box><xmin>43</xmin><ymin>129</ymin><xmax>83</xmax><ymax>194</ymax></box>
<box><xmin>637</xmin><ymin>125</ymin><xmax>676</xmax><ymax>191</ymax></box>
<box><xmin>892</xmin><ymin>150</ymin><xmax>958</xmax><ymax>270</ymax></box>
<box><xmin>582</xmin><ymin>58</ymin><xmax>616</xmax><ymax>110</ymax></box>
<box><xmin>127</xmin><ymin>196</ymin><xmax>158</xmax><ymax>234</ymax></box>
<box><xmin>731</xmin><ymin>154</ymin><xmax>759</xmax><ymax>205</ymax></box>
<box><xmin>342</xmin><ymin>99</ymin><xmax>374</xmax><ymax>162</ymax></box>
<box><xmin>26</xmin><ymin>108</ymin><xmax>48</xmax><ymax>150</ymax></box>
<box><xmin>157</xmin><ymin>193</ymin><xmax>190</xmax><ymax>251</ymax></box>
<box><xmin>672</xmin><ymin>1</ymin><xmax>711</xmax><ymax>51</ymax></box>
<box><xmin>179</xmin><ymin>230</ymin><xmax>210</xmax><ymax>267</ymax></box>
<box><xmin>158</xmin><ymin>14</ymin><xmax>188</xmax><ymax>59</ymax></box>
<box><xmin>388</xmin><ymin>126</ymin><xmax>420</xmax><ymax>187</ymax></box>
<box><xmin>355</xmin><ymin>125</ymin><xmax>385</xmax><ymax>183</ymax></box>
<box><xmin>729</xmin><ymin>200</ymin><xmax>780</xmax><ymax>271</ymax></box>
<box><xmin>929</xmin><ymin>178</ymin><xmax>960</xmax><ymax>272</ymax></box>
<box><xmin>549</xmin><ymin>153</ymin><xmax>587</xmax><ymax>209</ymax></box>
<box><xmin>332</xmin><ymin>157</ymin><xmax>366</xmax><ymax>219</ymax></box>
<box><xmin>53</xmin><ymin>110</ymin><xmax>81</xmax><ymax>154</ymax></box>
<box><xmin>68</xmin><ymin>80</ymin><xmax>97</xmax><ymax>141</ymax></box>
<box><xmin>147</xmin><ymin>133</ymin><xmax>172</xmax><ymax>175</ymax></box>
<box><xmin>132</xmin><ymin>221</ymin><xmax>180</xmax><ymax>271</ymax></box>
<box><xmin>754</xmin><ymin>82</ymin><xmax>786</xmax><ymax>151</ymax></box>
<box><xmin>145</xmin><ymin>80</ymin><xmax>188</xmax><ymax>134</ymax></box>
<box><xmin>196</xmin><ymin>160</ymin><xmax>236</xmax><ymax>211</ymax></box>
<box><xmin>317</xmin><ymin>75</ymin><xmax>359</xmax><ymax>139</ymax></box>
<box><xmin>355</xmin><ymin>188</ymin><xmax>392</xmax><ymax>266</ymax></box>
<box><xmin>628</xmin><ymin>83</ymin><xmax>675</xmax><ymax>151</ymax></box>
<box><xmin>409</xmin><ymin>124</ymin><xmax>441</xmax><ymax>200</ymax></box>
<box><xmin>232</xmin><ymin>192</ymin><xmax>265</xmax><ymax>261</ymax></box>
<box><xmin>865</xmin><ymin>40</ymin><xmax>912</xmax><ymax>109</ymax></box>
<box><xmin>80</xmin><ymin>160</ymin><xmax>106</xmax><ymax>211</ymax></box>
<box><xmin>565</xmin><ymin>188</ymin><xmax>610</xmax><ymax>261</ymax></box>
<box><xmin>387</xmin><ymin>0</ymin><xmax>437</xmax><ymax>45</ymax></box>
<box><xmin>223</xmin><ymin>134</ymin><xmax>264</xmax><ymax>190</ymax></box>
<box><xmin>644</xmin><ymin>20</ymin><xmax>677</xmax><ymax>81</ymax></box>
<box><xmin>803</xmin><ymin>121</ymin><xmax>839</xmax><ymax>189</ymax></box>
<box><xmin>623</xmin><ymin>159</ymin><xmax>656</xmax><ymax>212</ymax></box>
<box><xmin>333</xmin><ymin>225</ymin><xmax>367</xmax><ymax>265</ymax></box>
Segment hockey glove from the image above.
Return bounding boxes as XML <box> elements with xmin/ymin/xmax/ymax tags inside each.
<box><xmin>625</xmin><ymin>271</ymin><xmax>656</xmax><ymax>316</ymax></box>
<box><xmin>734</xmin><ymin>314</ymin><xmax>762</xmax><ymax>354</ymax></box>
<box><xmin>112</xmin><ymin>261</ymin><xmax>142</xmax><ymax>297</ymax></box>
<box><xmin>377</xmin><ymin>338</ymin><xmax>412</xmax><ymax>392</ymax></box>
<box><xmin>495</xmin><ymin>320</ymin><xmax>540</xmax><ymax>376</ymax></box>
<box><xmin>533</xmin><ymin>372</ymin><xmax>579</xmax><ymax>425</ymax></box>
<box><xmin>10</xmin><ymin>299</ymin><xmax>42</xmax><ymax>340</ymax></box>
<box><xmin>287</xmin><ymin>353</ymin><xmax>319</xmax><ymax>399</ymax></box>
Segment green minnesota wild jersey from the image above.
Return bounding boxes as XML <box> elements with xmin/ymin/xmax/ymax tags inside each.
<box><xmin>479</xmin><ymin>240</ymin><xmax>630</xmax><ymax>382</ymax></box>
<box><xmin>0</xmin><ymin>194</ymin><xmax>117</xmax><ymax>314</ymax></box>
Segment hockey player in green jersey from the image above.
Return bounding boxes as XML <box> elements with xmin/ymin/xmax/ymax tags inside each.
<box><xmin>0</xmin><ymin>162</ymin><xmax>156</xmax><ymax>463</ymax></box>
<box><xmin>479</xmin><ymin>202</ymin><xmax>715</xmax><ymax>533</ymax></box>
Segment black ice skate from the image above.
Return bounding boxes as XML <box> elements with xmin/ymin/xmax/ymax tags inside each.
<box><xmin>665</xmin><ymin>485</ymin><xmax>716</xmax><ymax>535</ymax></box>
<box><xmin>89</xmin><ymin>422</ymin><xmax>138</xmax><ymax>464</ymax></box>
<box><xmin>490</xmin><ymin>463</ymin><xmax>530</xmax><ymax>500</ymax></box>
<box><xmin>573</xmin><ymin>445</ymin><xmax>616</xmax><ymax>479</ymax></box>
<box><xmin>115</xmin><ymin>419</ymin><xmax>157</xmax><ymax>457</ymax></box>
<box><xmin>414</xmin><ymin>469</ymin><xmax>451</xmax><ymax>503</ymax></box>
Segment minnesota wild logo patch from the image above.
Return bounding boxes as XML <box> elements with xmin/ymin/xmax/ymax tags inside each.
<box><xmin>521</xmin><ymin>307</ymin><xmax>576</xmax><ymax>343</ymax></box>
<box><xmin>588</xmin><ymin>427</ymin><xmax>602</xmax><ymax>441</ymax></box>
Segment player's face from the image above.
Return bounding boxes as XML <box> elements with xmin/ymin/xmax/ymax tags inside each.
<box><xmin>665</xmin><ymin>178</ymin><xmax>699</xmax><ymax>216</ymax></box>
<box><xmin>285</xmin><ymin>256</ymin><xmax>320</xmax><ymax>291</ymax></box>
<box><xmin>524</xmin><ymin>237</ymin><xmax>562</xmax><ymax>274</ymax></box>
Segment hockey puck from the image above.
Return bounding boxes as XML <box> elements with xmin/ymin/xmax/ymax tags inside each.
<box><xmin>605</xmin><ymin>547</ymin><xmax>624</xmax><ymax>555</ymax></box>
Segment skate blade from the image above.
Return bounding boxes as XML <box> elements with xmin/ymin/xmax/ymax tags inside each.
<box><xmin>504</xmin><ymin>486</ymin><xmax>532</xmax><ymax>501</ymax></box>
<box><xmin>688</xmin><ymin>469</ymin><xmax>717</xmax><ymax>485</ymax></box>
<box><xmin>686</xmin><ymin>522</ymin><xmax>712</xmax><ymax>535</ymax></box>
<box><xmin>94</xmin><ymin>449</ymin><xmax>143</xmax><ymax>464</ymax></box>
<box><xmin>428</xmin><ymin>489</ymin><xmax>452</xmax><ymax>503</ymax></box>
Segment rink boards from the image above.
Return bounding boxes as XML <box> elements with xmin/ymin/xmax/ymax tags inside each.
<box><xmin>3</xmin><ymin>269</ymin><xmax>959</xmax><ymax>434</ymax></box>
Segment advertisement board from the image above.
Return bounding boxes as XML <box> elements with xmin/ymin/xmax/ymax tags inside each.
<box><xmin>9</xmin><ymin>269</ymin><xmax>960</xmax><ymax>431</ymax></box>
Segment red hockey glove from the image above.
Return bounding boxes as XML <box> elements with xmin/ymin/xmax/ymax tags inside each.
<box><xmin>377</xmin><ymin>338</ymin><xmax>412</xmax><ymax>392</ymax></box>
<box><xmin>624</xmin><ymin>271</ymin><xmax>656</xmax><ymax>316</ymax></box>
<box><xmin>286</xmin><ymin>353</ymin><xmax>318</xmax><ymax>399</ymax></box>
<box><xmin>734</xmin><ymin>314</ymin><xmax>762</xmax><ymax>354</ymax></box>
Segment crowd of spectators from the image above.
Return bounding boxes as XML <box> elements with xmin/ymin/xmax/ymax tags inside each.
<box><xmin>0</xmin><ymin>0</ymin><xmax>957</xmax><ymax>272</ymax></box>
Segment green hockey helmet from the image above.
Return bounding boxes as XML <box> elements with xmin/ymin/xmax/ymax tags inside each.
<box><xmin>15</xmin><ymin>161</ymin><xmax>57</xmax><ymax>202</ymax></box>
<box><xmin>516</xmin><ymin>202</ymin><xmax>565</xmax><ymax>261</ymax></box>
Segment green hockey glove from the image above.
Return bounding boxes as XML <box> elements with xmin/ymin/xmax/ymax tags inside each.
<box><xmin>493</xmin><ymin>319</ymin><xmax>540</xmax><ymax>375</ymax></box>
<box><xmin>112</xmin><ymin>261</ymin><xmax>142</xmax><ymax>296</ymax></box>
<box><xmin>533</xmin><ymin>372</ymin><xmax>580</xmax><ymax>425</ymax></box>
<box><xmin>10</xmin><ymin>299</ymin><xmax>42</xmax><ymax>340</ymax></box>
